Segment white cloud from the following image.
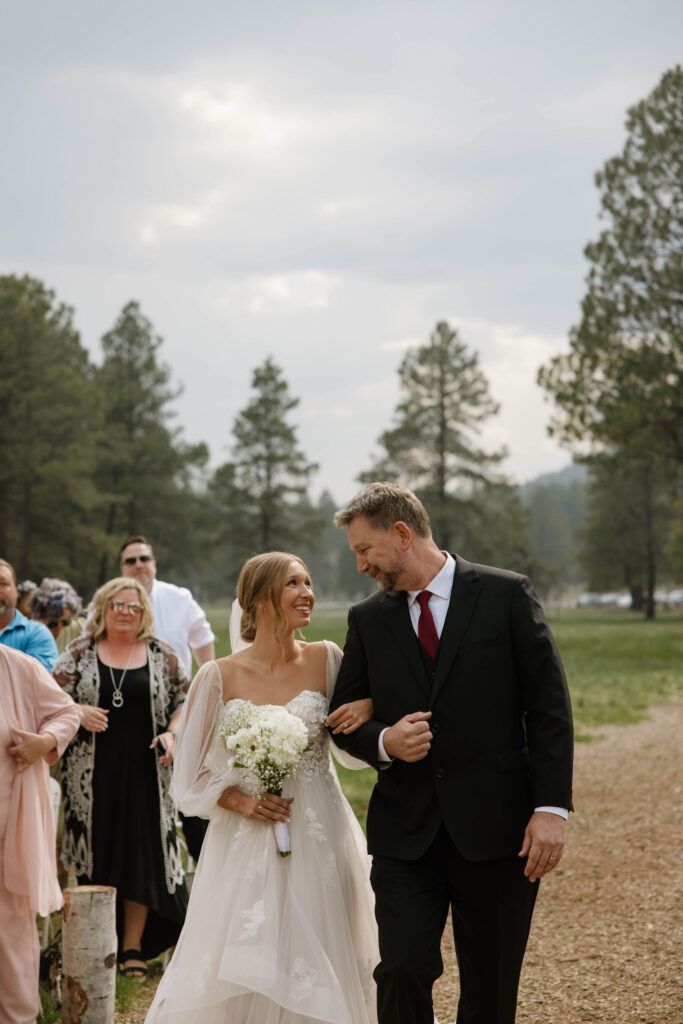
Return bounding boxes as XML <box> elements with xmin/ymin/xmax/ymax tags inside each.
<box><xmin>215</xmin><ymin>270</ymin><xmax>341</xmax><ymax>314</ymax></box>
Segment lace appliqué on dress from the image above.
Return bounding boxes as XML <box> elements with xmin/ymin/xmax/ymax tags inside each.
<box><xmin>321</xmin><ymin>852</ymin><xmax>339</xmax><ymax>888</ymax></box>
<box><xmin>239</xmin><ymin>899</ymin><xmax>266</xmax><ymax>941</ymax></box>
<box><xmin>194</xmin><ymin>952</ymin><xmax>213</xmax><ymax>997</ymax></box>
<box><xmin>287</xmin><ymin>690</ymin><xmax>333</xmax><ymax>783</ymax></box>
<box><xmin>290</xmin><ymin>957</ymin><xmax>319</xmax><ymax>1001</ymax></box>
<box><xmin>304</xmin><ymin>808</ymin><xmax>327</xmax><ymax>843</ymax></box>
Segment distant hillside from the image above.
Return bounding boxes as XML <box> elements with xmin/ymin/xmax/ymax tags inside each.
<box><xmin>519</xmin><ymin>463</ymin><xmax>587</xmax><ymax>584</ymax></box>
<box><xmin>519</xmin><ymin>463</ymin><xmax>587</xmax><ymax>496</ymax></box>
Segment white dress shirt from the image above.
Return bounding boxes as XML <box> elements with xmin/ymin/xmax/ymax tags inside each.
<box><xmin>149</xmin><ymin>579</ymin><xmax>215</xmax><ymax>676</ymax></box>
<box><xmin>377</xmin><ymin>554</ymin><xmax>567</xmax><ymax>820</ymax></box>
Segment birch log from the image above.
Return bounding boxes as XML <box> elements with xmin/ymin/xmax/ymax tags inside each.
<box><xmin>62</xmin><ymin>885</ymin><xmax>117</xmax><ymax>1024</ymax></box>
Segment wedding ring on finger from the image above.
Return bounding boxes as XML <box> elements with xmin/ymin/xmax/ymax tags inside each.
<box><xmin>549</xmin><ymin>856</ymin><xmax>558</xmax><ymax>862</ymax></box>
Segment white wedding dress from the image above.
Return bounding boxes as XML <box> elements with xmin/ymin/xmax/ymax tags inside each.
<box><xmin>146</xmin><ymin>641</ymin><xmax>378</xmax><ymax>1024</ymax></box>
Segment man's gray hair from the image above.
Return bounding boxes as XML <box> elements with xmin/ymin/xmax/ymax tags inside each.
<box><xmin>334</xmin><ymin>482</ymin><xmax>431</xmax><ymax>537</ymax></box>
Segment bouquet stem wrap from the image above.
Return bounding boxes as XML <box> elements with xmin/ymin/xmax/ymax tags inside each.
<box><xmin>220</xmin><ymin>703</ymin><xmax>309</xmax><ymax>858</ymax></box>
<box><xmin>273</xmin><ymin>821</ymin><xmax>291</xmax><ymax>857</ymax></box>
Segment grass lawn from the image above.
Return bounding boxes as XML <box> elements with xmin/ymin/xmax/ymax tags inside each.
<box><xmin>203</xmin><ymin>603</ymin><xmax>683</xmax><ymax>826</ymax></box>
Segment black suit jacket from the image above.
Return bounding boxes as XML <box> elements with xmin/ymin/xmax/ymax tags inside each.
<box><xmin>329</xmin><ymin>556</ymin><xmax>574</xmax><ymax>862</ymax></box>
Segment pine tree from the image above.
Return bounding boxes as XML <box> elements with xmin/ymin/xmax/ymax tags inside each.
<box><xmin>0</xmin><ymin>274</ymin><xmax>101</xmax><ymax>590</ymax></box>
<box><xmin>539</xmin><ymin>66</ymin><xmax>683</xmax><ymax>466</ymax></box>
<box><xmin>210</xmin><ymin>357</ymin><xmax>324</xmax><ymax>578</ymax></box>
<box><xmin>361</xmin><ymin>320</ymin><xmax>531</xmax><ymax>564</ymax></box>
<box><xmin>94</xmin><ymin>301</ymin><xmax>208</xmax><ymax>582</ymax></box>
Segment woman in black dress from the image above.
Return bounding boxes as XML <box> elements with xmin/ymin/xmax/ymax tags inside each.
<box><xmin>53</xmin><ymin>577</ymin><xmax>189</xmax><ymax>977</ymax></box>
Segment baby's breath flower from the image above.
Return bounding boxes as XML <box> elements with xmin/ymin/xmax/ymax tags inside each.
<box><xmin>219</xmin><ymin>704</ymin><xmax>309</xmax><ymax>796</ymax></box>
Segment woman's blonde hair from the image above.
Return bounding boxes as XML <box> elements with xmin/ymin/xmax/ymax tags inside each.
<box><xmin>87</xmin><ymin>577</ymin><xmax>155</xmax><ymax>642</ymax></box>
<box><xmin>237</xmin><ymin>552</ymin><xmax>311</xmax><ymax>646</ymax></box>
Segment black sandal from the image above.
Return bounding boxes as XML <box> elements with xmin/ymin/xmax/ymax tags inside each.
<box><xmin>119</xmin><ymin>949</ymin><xmax>148</xmax><ymax>978</ymax></box>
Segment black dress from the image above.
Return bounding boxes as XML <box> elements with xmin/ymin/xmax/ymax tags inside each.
<box><xmin>82</xmin><ymin>657</ymin><xmax>188</xmax><ymax>959</ymax></box>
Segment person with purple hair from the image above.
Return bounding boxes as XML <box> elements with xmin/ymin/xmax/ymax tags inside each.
<box><xmin>31</xmin><ymin>578</ymin><xmax>86</xmax><ymax>654</ymax></box>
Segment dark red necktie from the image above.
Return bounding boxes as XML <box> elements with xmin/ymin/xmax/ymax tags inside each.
<box><xmin>417</xmin><ymin>590</ymin><xmax>439</xmax><ymax>661</ymax></box>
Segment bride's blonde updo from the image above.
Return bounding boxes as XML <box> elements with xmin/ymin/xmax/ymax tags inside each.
<box><xmin>237</xmin><ymin>552</ymin><xmax>312</xmax><ymax>644</ymax></box>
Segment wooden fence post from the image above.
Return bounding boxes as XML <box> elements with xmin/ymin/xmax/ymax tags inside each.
<box><xmin>62</xmin><ymin>885</ymin><xmax>117</xmax><ymax>1024</ymax></box>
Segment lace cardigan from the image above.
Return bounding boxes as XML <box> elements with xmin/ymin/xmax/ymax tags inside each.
<box><xmin>53</xmin><ymin>635</ymin><xmax>189</xmax><ymax>893</ymax></box>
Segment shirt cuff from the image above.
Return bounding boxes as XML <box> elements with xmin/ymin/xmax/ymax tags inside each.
<box><xmin>378</xmin><ymin>728</ymin><xmax>392</xmax><ymax>762</ymax></box>
<box><xmin>534</xmin><ymin>805</ymin><xmax>568</xmax><ymax>820</ymax></box>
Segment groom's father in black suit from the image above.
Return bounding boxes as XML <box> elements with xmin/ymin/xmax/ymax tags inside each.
<box><xmin>329</xmin><ymin>483</ymin><xmax>573</xmax><ymax>1024</ymax></box>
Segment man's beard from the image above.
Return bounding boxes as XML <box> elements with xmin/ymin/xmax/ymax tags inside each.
<box><xmin>0</xmin><ymin>598</ymin><xmax>15</xmax><ymax>616</ymax></box>
<box><xmin>372</xmin><ymin>562</ymin><xmax>403</xmax><ymax>592</ymax></box>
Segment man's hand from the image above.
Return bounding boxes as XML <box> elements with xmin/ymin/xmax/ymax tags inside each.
<box><xmin>518</xmin><ymin>811</ymin><xmax>566</xmax><ymax>882</ymax></box>
<box><xmin>383</xmin><ymin>711</ymin><xmax>432</xmax><ymax>762</ymax></box>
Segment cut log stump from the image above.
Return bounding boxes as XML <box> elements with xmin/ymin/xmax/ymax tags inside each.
<box><xmin>62</xmin><ymin>885</ymin><xmax>117</xmax><ymax>1024</ymax></box>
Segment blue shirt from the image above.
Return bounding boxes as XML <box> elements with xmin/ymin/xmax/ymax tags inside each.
<box><xmin>0</xmin><ymin>609</ymin><xmax>59</xmax><ymax>670</ymax></box>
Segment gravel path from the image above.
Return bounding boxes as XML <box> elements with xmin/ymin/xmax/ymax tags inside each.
<box><xmin>433</xmin><ymin>701</ymin><xmax>683</xmax><ymax>1023</ymax></box>
<box><xmin>118</xmin><ymin>701</ymin><xmax>683</xmax><ymax>1023</ymax></box>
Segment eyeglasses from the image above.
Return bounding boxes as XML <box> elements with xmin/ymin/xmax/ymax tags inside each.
<box><xmin>109</xmin><ymin>599</ymin><xmax>143</xmax><ymax>614</ymax></box>
<box><xmin>47</xmin><ymin>618</ymin><xmax>72</xmax><ymax>630</ymax></box>
<box><xmin>122</xmin><ymin>555</ymin><xmax>154</xmax><ymax>565</ymax></box>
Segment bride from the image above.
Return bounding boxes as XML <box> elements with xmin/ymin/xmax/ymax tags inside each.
<box><xmin>146</xmin><ymin>552</ymin><xmax>379</xmax><ymax>1024</ymax></box>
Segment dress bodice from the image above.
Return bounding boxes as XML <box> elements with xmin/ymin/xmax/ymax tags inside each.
<box><xmin>220</xmin><ymin>690</ymin><xmax>332</xmax><ymax>787</ymax></box>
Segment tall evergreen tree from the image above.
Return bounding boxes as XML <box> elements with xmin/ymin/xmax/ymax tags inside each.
<box><xmin>361</xmin><ymin>320</ymin><xmax>531</xmax><ymax>567</ymax></box>
<box><xmin>210</xmin><ymin>357</ymin><xmax>324</xmax><ymax>578</ymax></box>
<box><xmin>538</xmin><ymin>66</ymin><xmax>683</xmax><ymax>468</ymax></box>
<box><xmin>94</xmin><ymin>301</ymin><xmax>208</xmax><ymax>582</ymax></box>
<box><xmin>0</xmin><ymin>274</ymin><xmax>102</xmax><ymax>591</ymax></box>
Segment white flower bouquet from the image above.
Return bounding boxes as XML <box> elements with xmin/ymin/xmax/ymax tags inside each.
<box><xmin>219</xmin><ymin>703</ymin><xmax>309</xmax><ymax>857</ymax></box>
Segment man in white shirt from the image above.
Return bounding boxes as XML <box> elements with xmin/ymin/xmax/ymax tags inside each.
<box><xmin>119</xmin><ymin>536</ymin><xmax>215</xmax><ymax>676</ymax></box>
<box><xmin>119</xmin><ymin>535</ymin><xmax>215</xmax><ymax>861</ymax></box>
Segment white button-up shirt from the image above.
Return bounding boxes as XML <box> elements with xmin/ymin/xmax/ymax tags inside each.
<box><xmin>405</xmin><ymin>553</ymin><xmax>455</xmax><ymax>638</ymax></box>
<box><xmin>149</xmin><ymin>579</ymin><xmax>215</xmax><ymax>676</ymax></box>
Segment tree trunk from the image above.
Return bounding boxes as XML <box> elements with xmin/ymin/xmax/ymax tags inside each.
<box><xmin>18</xmin><ymin>479</ymin><xmax>33</xmax><ymax>579</ymax></box>
<box><xmin>98</xmin><ymin>503</ymin><xmax>117</xmax><ymax>585</ymax></box>
<box><xmin>644</xmin><ymin>493</ymin><xmax>657</xmax><ymax>620</ymax></box>
<box><xmin>62</xmin><ymin>885</ymin><xmax>117</xmax><ymax>1024</ymax></box>
<box><xmin>0</xmin><ymin>484</ymin><xmax>8</xmax><ymax>554</ymax></box>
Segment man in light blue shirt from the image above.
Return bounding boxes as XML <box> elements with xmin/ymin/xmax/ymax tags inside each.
<box><xmin>0</xmin><ymin>559</ymin><xmax>58</xmax><ymax>670</ymax></box>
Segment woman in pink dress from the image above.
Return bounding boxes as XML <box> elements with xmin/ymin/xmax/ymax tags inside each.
<box><xmin>0</xmin><ymin>644</ymin><xmax>80</xmax><ymax>1024</ymax></box>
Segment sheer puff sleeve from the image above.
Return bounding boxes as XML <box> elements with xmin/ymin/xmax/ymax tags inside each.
<box><xmin>170</xmin><ymin>661</ymin><xmax>233</xmax><ymax>819</ymax></box>
<box><xmin>324</xmin><ymin>640</ymin><xmax>370</xmax><ymax>772</ymax></box>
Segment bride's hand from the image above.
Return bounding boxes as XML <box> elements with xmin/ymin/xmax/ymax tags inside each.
<box><xmin>219</xmin><ymin>787</ymin><xmax>293</xmax><ymax>823</ymax></box>
<box><xmin>326</xmin><ymin>698</ymin><xmax>374</xmax><ymax>734</ymax></box>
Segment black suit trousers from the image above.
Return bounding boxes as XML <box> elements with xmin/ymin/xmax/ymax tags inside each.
<box><xmin>371</xmin><ymin>825</ymin><xmax>538</xmax><ymax>1024</ymax></box>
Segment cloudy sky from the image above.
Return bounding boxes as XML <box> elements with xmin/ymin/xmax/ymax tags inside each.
<box><xmin>3</xmin><ymin>1</ymin><xmax>682</xmax><ymax>502</ymax></box>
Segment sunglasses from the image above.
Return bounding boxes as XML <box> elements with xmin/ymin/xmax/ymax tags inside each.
<box><xmin>47</xmin><ymin>618</ymin><xmax>72</xmax><ymax>630</ymax></box>
<box><xmin>109</xmin><ymin>599</ymin><xmax>143</xmax><ymax>614</ymax></box>
<box><xmin>122</xmin><ymin>555</ymin><xmax>154</xmax><ymax>565</ymax></box>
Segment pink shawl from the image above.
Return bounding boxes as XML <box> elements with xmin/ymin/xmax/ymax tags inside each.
<box><xmin>1</xmin><ymin>646</ymin><xmax>80</xmax><ymax>914</ymax></box>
